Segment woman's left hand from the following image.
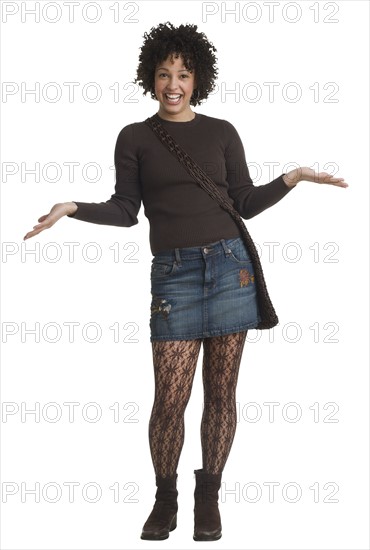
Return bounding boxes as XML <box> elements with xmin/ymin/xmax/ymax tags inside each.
<box><xmin>283</xmin><ymin>167</ymin><xmax>349</xmax><ymax>189</ymax></box>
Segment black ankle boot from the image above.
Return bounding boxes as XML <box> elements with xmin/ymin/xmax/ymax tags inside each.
<box><xmin>193</xmin><ymin>468</ymin><xmax>222</xmax><ymax>541</ymax></box>
<box><xmin>140</xmin><ymin>473</ymin><xmax>178</xmax><ymax>540</ymax></box>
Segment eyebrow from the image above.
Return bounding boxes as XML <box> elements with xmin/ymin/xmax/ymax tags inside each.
<box><xmin>156</xmin><ymin>67</ymin><xmax>191</xmax><ymax>72</ymax></box>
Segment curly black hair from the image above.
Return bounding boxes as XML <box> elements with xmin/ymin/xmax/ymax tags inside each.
<box><xmin>134</xmin><ymin>21</ymin><xmax>218</xmax><ymax>107</ymax></box>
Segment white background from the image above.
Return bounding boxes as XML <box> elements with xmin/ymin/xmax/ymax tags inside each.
<box><xmin>1</xmin><ymin>1</ymin><xmax>369</xmax><ymax>549</ymax></box>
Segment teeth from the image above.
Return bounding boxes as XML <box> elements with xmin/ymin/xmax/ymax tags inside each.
<box><xmin>165</xmin><ymin>94</ymin><xmax>181</xmax><ymax>99</ymax></box>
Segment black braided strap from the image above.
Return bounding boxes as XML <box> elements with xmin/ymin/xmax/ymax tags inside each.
<box><xmin>145</xmin><ymin>115</ymin><xmax>279</xmax><ymax>330</ymax></box>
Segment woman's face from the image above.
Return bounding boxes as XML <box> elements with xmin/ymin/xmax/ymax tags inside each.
<box><xmin>154</xmin><ymin>54</ymin><xmax>197</xmax><ymax>120</ymax></box>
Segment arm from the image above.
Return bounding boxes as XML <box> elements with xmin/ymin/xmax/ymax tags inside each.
<box><xmin>67</xmin><ymin>124</ymin><xmax>142</xmax><ymax>226</ymax></box>
<box><xmin>224</xmin><ymin>121</ymin><xmax>295</xmax><ymax>219</ymax></box>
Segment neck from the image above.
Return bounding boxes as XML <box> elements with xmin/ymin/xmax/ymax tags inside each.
<box><xmin>157</xmin><ymin>108</ymin><xmax>195</xmax><ymax>122</ymax></box>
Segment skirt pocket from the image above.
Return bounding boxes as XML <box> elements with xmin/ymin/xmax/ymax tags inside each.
<box><xmin>150</xmin><ymin>258</ymin><xmax>179</xmax><ymax>279</ymax></box>
<box><xmin>226</xmin><ymin>238</ymin><xmax>253</xmax><ymax>264</ymax></box>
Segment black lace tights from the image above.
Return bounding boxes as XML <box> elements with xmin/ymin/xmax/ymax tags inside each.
<box><xmin>149</xmin><ymin>331</ymin><xmax>247</xmax><ymax>477</ymax></box>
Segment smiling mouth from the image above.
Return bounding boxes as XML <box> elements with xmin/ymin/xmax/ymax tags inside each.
<box><xmin>164</xmin><ymin>93</ymin><xmax>182</xmax><ymax>104</ymax></box>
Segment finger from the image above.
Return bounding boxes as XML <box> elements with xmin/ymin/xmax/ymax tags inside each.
<box><xmin>332</xmin><ymin>180</ymin><xmax>349</xmax><ymax>187</ymax></box>
<box><xmin>322</xmin><ymin>179</ymin><xmax>349</xmax><ymax>187</ymax></box>
<box><xmin>325</xmin><ymin>176</ymin><xmax>347</xmax><ymax>182</ymax></box>
<box><xmin>24</xmin><ymin>228</ymin><xmax>43</xmax><ymax>240</ymax></box>
<box><xmin>33</xmin><ymin>221</ymin><xmax>51</xmax><ymax>230</ymax></box>
<box><xmin>319</xmin><ymin>176</ymin><xmax>346</xmax><ymax>184</ymax></box>
<box><xmin>317</xmin><ymin>173</ymin><xmax>342</xmax><ymax>182</ymax></box>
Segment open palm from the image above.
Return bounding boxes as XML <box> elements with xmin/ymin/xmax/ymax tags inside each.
<box><xmin>300</xmin><ymin>167</ymin><xmax>348</xmax><ymax>187</ymax></box>
<box><xmin>23</xmin><ymin>203</ymin><xmax>70</xmax><ymax>240</ymax></box>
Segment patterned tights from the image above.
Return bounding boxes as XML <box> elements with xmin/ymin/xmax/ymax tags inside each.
<box><xmin>149</xmin><ymin>331</ymin><xmax>248</xmax><ymax>478</ymax></box>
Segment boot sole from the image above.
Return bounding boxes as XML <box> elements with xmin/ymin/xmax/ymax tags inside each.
<box><xmin>193</xmin><ymin>531</ymin><xmax>222</xmax><ymax>541</ymax></box>
<box><xmin>140</xmin><ymin>513</ymin><xmax>177</xmax><ymax>540</ymax></box>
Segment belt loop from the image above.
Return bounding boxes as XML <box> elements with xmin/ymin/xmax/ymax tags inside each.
<box><xmin>175</xmin><ymin>247</ymin><xmax>182</xmax><ymax>267</ymax></box>
<box><xmin>220</xmin><ymin>239</ymin><xmax>231</xmax><ymax>256</ymax></box>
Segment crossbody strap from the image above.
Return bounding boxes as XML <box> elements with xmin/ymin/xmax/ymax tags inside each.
<box><xmin>145</xmin><ymin>115</ymin><xmax>244</xmax><ymax>226</ymax></box>
<box><xmin>144</xmin><ymin>114</ymin><xmax>279</xmax><ymax>330</ymax></box>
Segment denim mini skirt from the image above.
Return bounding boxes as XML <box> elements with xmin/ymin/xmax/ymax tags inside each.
<box><xmin>149</xmin><ymin>237</ymin><xmax>261</xmax><ymax>341</ymax></box>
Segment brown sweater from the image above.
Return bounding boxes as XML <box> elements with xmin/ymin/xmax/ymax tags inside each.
<box><xmin>67</xmin><ymin>112</ymin><xmax>294</xmax><ymax>254</ymax></box>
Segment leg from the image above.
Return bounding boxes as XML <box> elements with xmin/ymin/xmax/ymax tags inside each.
<box><xmin>193</xmin><ymin>330</ymin><xmax>248</xmax><ymax>542</ymax></box>
<box><xmin>141</xmin><ymin>338</ymin><xmax>202</xmax><ymax>541</ymax></box>
<box><xmin>149</xmin><ymin>338</ymin><xmax>202</xmax><ymax>477</ymax></box>
<box><xmin>201</xmin><ymin>330</ymin><xmax>248</xmax><ymax>473</ymax></box>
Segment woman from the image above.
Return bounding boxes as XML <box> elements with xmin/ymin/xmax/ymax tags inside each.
<box><xmin>23</xmin><ymin>22</ymin><xmax>348</xmax><ymax>542</ymax></box>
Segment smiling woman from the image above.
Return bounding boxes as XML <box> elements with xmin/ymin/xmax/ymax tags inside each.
<box><xmin>134</xmin><ymin>21</ymin><xmax>218</xmax><ymax>120</ymax></box>
<box><xmin>154</xmin><ymin>56</ymin><xmax>197</xmax><ymax>120</ymax></box>
<box><xmin>23</xmin><ymin>19</ymin><xmax>348</xmax><ymax>545</ymax></box>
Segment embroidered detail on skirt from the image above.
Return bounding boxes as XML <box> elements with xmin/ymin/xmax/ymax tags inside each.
<box><xmin>239</xmin><ymin>268</ymin><xmax>255</xmax><ymax>287</ymax></box>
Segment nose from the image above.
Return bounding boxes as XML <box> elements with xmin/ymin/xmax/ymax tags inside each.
<box><xmin>165</xmin><ymin>76</ymin><xmax>181</xmax><ymax>91</ymax></box>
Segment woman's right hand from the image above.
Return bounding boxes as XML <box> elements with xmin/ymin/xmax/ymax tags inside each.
<box><xmin>23</xmin><ymin>202</ymin><xmax>77</xmax><ymax>240</ymax></box>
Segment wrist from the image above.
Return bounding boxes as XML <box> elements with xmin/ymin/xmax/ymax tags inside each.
<box><xmin>64</xmin><ymin>201</ymin><xmax>78</xmax><ymax>216</ymax></box>
<box><xmin>282</xmin><ymin>170</ymin><xmax>300</xmax><ymax>188</ymax></box>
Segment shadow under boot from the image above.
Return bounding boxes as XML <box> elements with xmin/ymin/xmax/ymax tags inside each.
<box><xmin>140</xmin><ymin>473</ymin><xmax>178</xmax><ymax>540</ymax></box>
<box><xmin>193</xmin><ymin>468</ymin><xmax>222</xmax><ymax>541</ymax></box>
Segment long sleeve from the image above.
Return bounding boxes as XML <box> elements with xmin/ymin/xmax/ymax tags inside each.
<box><xmin>224</xmin><ymin>121</ymin><xmax>295</xmax><ymax>219</ymax></box>
<box><xmin>67</xmin><ymin>124</ymin><xmax>142</xmax><ymax>226</ymax></box>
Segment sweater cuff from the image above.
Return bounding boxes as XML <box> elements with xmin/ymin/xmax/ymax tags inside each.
<box><xmin>280</xmin><ymin>173</ymin><xmax>296</xmax><ymax>191</ymax></box>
